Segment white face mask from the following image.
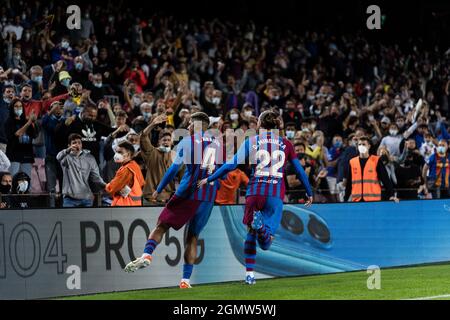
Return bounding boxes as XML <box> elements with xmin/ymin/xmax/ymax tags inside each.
<box><xmin>212</xmin><ymin>97</ymin><xmax>221</xmax><ymax>105</ymax></box>
<box><xmin>17</xmin><ymin>181</ymin><xmax>28</xmax><ymax>193</ymax></box>
<box><xmin>158</xmin><ymin>146</ymin><xmax>171</xmax><ymax>153</ymax></box>
<box><xmin>389</xmin><ymin>129</ymin><xmax>398</xmax><ymax>136</ymax></box>
<box><xmin>438</xmin><ymin>146</ymin><xmax>447</xmax><ymax>155</ymax></box>
<box><xmin>113</xmin><ymin>153</ymin><xmax>125</xmax><ymax>163</ymax></box>
<box><xmin>244</xmin><ymin>111</ymin><xmax>253</xmax><ymax>118</ymax></box>
<box><xmin>358</xmin><ymin>145</ymin><xmax>368</xmax><ymax>155</ymax></box>
<box><xmin>230</xmin><ymin>113</ymin><xmax>239</xmax><ymax>121</ymax></box>
<box><xmin>286</xmin><ymin>130</ymin><xmax>295</xmax><ymax>139</ymax></box>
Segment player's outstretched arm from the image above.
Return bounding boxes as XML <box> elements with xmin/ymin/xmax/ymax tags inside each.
<box><xmin>291</xmin><ymin>158</ymin><xmax>314</xmax><ymax>207</ymax></box>
<box><xmin>198</xmin><ymin>138</ymin><xmax>249</xmax><ymax>188</ymax></box>
<box><xmin>155</xmin><ymin>162</ymin><xmax>181</xmax><ymax>196</ymax></box>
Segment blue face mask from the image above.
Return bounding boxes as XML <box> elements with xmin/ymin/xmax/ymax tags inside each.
<box><xmin>334</xmin><ymin>141</ymin><xmax>343</xmax><ymax>148</ymax></box>
<box><xmin>61</xmin><ymin>78</ymin><xmax>71</xmax><ymax>87</ymax></box>
<box><xmin>33</xmin><ymin>75</ymin><xmax>43</xmax><ymax>83</ymax></box>
<box><xmin>75</xmin><ymin>63</ymin><xmax>83</xmax><ymax>70</ymax></box>
<box><xmin>142</xmin><ymin>112</ymin><xmax>151</xmax><ymax>120</ymax></box>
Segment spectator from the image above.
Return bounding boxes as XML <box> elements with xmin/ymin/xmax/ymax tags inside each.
<box><xmin>0</xmin><ymin>149</ymin><xmax>11</xmax><ymax>172</ymax></box>
<box><xmin>423</xmin><ymin>139</ymin><xmax>450</xmax><ymax>199</ymax></box>
<box><xmin>0</xmin><ymin>171</ymin><xmax>12</xmax><ymax>208</ymax></box>
<box><xmin>140</xmin><ymin>115</ymin><xmax>178</xmax><ymax>204</ymax></box>
<box><xmin>42</xmin><ymin>101</ymin><xmax>65</xmax><ymax>193</ymax></box>
<box><xmin>344</xmin><ymin>136</ymin><xmax>398</xmax><ymax>202</ymax></box>
<box><xmin>57</xmin><ymin>104</ymin><xmax>115</xmax><ymax>163</ymax></box>
<box><xmin>215</xmin><ymin>168</ymin><xmax>248</xmax><ymax>205</ymax></box>
<box><xmin>0</xmin><ymin>85</ymin><xmax>15</xmax><ymax>153</ymax></box>
<box><xmin>9</xmin><ymin>171</ymin><xmax>41</xmax><ymax>208</ymax></box>
<box><xmin>105</xmin><ymin>141</ymin><xmax>144</xmax><ymax>206</ymax></box>
<box><xmin>5</xmin><ymin>98</ymin><xmax>38</xmax><ymax>178</ymax></box>
<box><xmin>57</xmin><ymin>133</ymin><xmax>106</xmax><ymax>207</ymax></box>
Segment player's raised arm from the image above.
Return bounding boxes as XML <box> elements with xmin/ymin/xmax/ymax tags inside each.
<box><xmin>197</xmin><ymin>137</ymin><xmax>249</xmax><ymax>188</ymax></box>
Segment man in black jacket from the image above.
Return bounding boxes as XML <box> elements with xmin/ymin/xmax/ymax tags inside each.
<box><xmin>56</xmin><ymin>104</ymin><xmax>115</xmax><ymax>164</ymax></box>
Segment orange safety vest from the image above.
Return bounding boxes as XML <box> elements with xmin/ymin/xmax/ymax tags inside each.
<box><xmin>349</xmin><ymin>155</ymin><xmax>382</xmax><ymax>202</ymax></box>
<box><xmin>112</xmin><ymin>161</ymin><xmax>144</xmax><ymax>207</ymax></box>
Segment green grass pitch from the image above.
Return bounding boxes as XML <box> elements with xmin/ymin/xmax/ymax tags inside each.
<box><xmin>61</xmin><ymin>263</ymin><xmax>450</xmax><ymax>300</ymax></box>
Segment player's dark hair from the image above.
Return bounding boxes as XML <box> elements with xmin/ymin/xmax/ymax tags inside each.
<box><xmin>191</xmin><ymin>112</ymin><xmax>210</xmax><ymax>127</ymax></box>
<box><xmin>259</xmin><ymin>111</ymin><xmax>281</xmax><ymax>130</ymax></box>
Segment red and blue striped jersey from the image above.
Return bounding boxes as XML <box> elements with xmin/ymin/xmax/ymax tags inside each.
<box><xmin>207</xmin><ymin>131</ymin><xmax>313</xmax><ymax>200</ymax></box>
<box><xmin>245</xmin><ymin>132</ymin><xmax>296</xmax><ymax>199</ymax></box>
<box><xmin>157</xmin><ymin>133</ymin><xmax>222</xmax><ymax>202</ymax></box>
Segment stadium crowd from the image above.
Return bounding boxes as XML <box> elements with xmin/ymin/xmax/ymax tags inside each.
<box><xmin>0</xmin><ymin>1</ymin><xmax>450</xmax><ymax>208</ymax></box>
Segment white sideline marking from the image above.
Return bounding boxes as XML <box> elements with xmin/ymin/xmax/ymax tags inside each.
<box><xmin>405</xmin><ymin>294</ymin><xmax>450</xmax><ymax>300</ymax></box>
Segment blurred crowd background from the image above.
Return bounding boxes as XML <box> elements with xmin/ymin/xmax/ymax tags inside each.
<box><xmin>0</xmin><ymin>0</ymin><xmax>449</xmax><ymax>208</ymax></box>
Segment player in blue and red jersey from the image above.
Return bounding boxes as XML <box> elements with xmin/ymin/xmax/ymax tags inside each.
<box><xmin>198</xmin><ymin>110</ymin><xmax>313</xmax><ymax>284</ymax></box>
<box><xmin>124</xmin><ymin>112</ymin><xmax>222</xmax><ymax>289</ymax></box>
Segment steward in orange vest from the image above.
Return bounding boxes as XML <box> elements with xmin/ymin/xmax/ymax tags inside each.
<box><xmin>106</xmin><ymin>141</ymin><xmax>145</xmax><ymax>206</ymax></box>
<box><xmin>344</xmin><ymin>136</ymin><xmax>398</xmax><ymax>203</ymax></box>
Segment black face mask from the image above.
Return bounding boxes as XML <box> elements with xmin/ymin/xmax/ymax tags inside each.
<box><xmin>0</xmin><ymin>184</ymin><xmax>11</xmax><ymax>194</ymax></box>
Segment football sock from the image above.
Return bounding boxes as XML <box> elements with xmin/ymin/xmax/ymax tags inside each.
<box><xmin>182</xmin><ymin>264</ymin><xmax>194</xmax><ymax>280</ymax></box>
<box><xmin>257</xmin><ymin>225</ymin><xmax>272</xmax><ymax>250</ymax></box>
<box><xmin>143</xmin><ymin>239</ymin><xmax>158</xmax><ymax>256</ymax></box>
<box><xmin>244</xmin><ymin>232</ymin><xmax>257</xmax><ymax>271</ymax></box>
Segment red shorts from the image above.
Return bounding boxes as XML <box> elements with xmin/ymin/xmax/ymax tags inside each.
<box><xmin>243</xmin><ymin>195</ymin><xmax>268</xmax><ymax>226</ymax></box>
<box><xmin>157</xmin><ymin>195</ymin><xmax>202</xmax><ymax>230</ymax></box>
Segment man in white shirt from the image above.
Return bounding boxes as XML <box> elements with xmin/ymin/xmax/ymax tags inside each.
<box><xmin>379</xmin><ymin>123</ymin><xmax>403</xmax><ymax>161</ymax></box>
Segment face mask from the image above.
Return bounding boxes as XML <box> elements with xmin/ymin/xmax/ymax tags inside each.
<box><xmin>61</xmin><ymin>78</ymin><xmax>71</xmax><ymax>87</ymax></box>
<box><xmin>212</xmin><ymin>97</ymin><xmax>221</xmax><ymax>105</ymax></box>
<box><xmin>244</xmin><ymin>111</ymin><xmax>253</xmax><ymax>118</ymax></box>
<box><xmin>133</xmin><ymin>144</ymin><xmax>140</xmax><ymax>152</ymax></box>
<box><xmin>438</xmin><ymin>146</ymin><xmax>447</xmax><ymax>155</ymax></box>
<box><xmin>314</xmin><ymin>109</ymin><xmax>321</xmax><ymax>115</ymax></box>
<box><xmin>358</xmin><ymin>145</ymin><xmax>368</xmax><ymax>155</ymax></box>
<box><xmin>113</xmin><ymin>153</ymin><xmax>125</xmax><ymax>163</ymax></box>
<box><xmin>334</xmin><ymin>141</ymin><xmax>343</xmax><ymax>148</ymax></box>
<box><xmin>0</xmin><ymin>184</ymin><xmax>11</xmax><ymax>194</ymax></box>
<box><xmin>142</xmin><ymin>112</ymin><xmax>152</xmax><ymax>120</ymax></box>
<box><xmin>230</xmin><ymin>113</ymin><xmax>239</xmax><ymax>121</ymax></box>
<box><xmin>75</xmin><ymin>63</ymin><xmax>83</xmax><ymax>70</ymax></box>
<box><xmin>3</xmin><ymin>97</ymin><xmax>11</xmax><ymax>104</ymax></box>
<box><xmin>151</xmin><ymin>64</ymin><xmax>158</xmax><ymax>69</ymax></box>
<box><xmin>94</xmin><ymin>82</ymin><xmax>102</xmax><ymax>88</ymax></box>
<box><xmin>286</xmin><ymin>130</ymin><xmax>295</xmax><ymax>139</ymax></box>
<box><xmin>133</xmin><ymin>97</ymin><xmax>142</xmax><ymax>106</ymax></box>
<box><xmin>17</xmin><ymin>181</ymin><xmax>28</xmax><ymax>193</ymax></box>
<box><xmin>394</xmin><ymin>99</ymin><xmax>401</xmax><ymax>106</ymax></box>
<box><xmin>389</xmin><ymin>129</ymin><xmax>398</xmax><ymax>136</ymax></box>
<box><xmin>33</xmin><ymin>75</ymin><xmax>43</xmax><ymax>83</ymax></box>
<box><xmin>61</xmin><ymin>41</ymin><xmax>69</xmax><ymax>49</ymax></box>
<box><xmin>14</xmin><ymin>109</ymin><xmax>23</xmax><ymax>117</ymax></box>
<box><xmin>14</xmin><ymin>54</ymin><xmax>21</xmax><ymax>61</ymax></box>
<box><xmin>158</xmin><ymin>146</ymin><xmax>171</xmax><ymax>153</ymax></box>
<box><xmin>350</xmin><ymin>111</ymin><xmax>357</xmax><ymax>117</ymax></box>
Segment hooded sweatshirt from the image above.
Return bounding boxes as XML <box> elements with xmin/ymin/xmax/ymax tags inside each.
<box><xmin>57</xmin><ymin>148</ymin><xmax>106</xmax><ymax>199</ymax></box>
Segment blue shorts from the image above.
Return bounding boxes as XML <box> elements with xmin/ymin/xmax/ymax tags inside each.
<box><xmin>187</xmin><ymin>200</ymin><xmax>215</xmax><ymax>236</ymax></box>
<box><xmin>244</xmin><ymin>196</ymin><xmax>284</xmax><ymax>235</ymax></box>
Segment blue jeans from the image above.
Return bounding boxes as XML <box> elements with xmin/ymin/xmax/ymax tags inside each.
<box><xmin>63</xmin><ymin>196</ymin><xmax>93</xmax><ymax>208</ymax></box>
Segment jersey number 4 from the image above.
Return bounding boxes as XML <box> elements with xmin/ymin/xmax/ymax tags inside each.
<box><xmin>255</xmin><ymin>150</ymin><xmax>285</xmax><ymax>178</ymax></box>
